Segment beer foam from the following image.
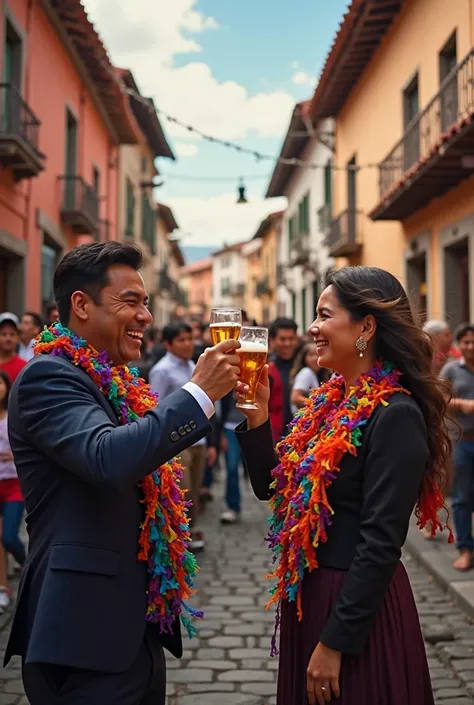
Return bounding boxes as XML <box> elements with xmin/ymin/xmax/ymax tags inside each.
<box><xmin>210</xmin><ymin>322</ymin><xmax>241</xmax><ymax>328</ymax></box>
<box><xmin>239</xmin><ymin>340</ymin><xmax>268</xmax><ymax>353</ymax></box>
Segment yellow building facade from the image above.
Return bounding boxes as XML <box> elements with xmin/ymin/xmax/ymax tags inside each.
<box><xmin>311</xmin><ymin>0</ymin><xmax>474</xmax><ymax>327</ymax></box>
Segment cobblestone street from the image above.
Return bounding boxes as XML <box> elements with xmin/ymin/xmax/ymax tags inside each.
<box><xmin>2</xmin><ymin>477</ymin><xmax>474</xmax><ymax>704</ymax></box>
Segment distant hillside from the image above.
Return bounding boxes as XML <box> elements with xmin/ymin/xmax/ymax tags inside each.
<box><xmin>181</xmin><ymin>245</ymin><xmax>213</xmax><ymax>265</ymax></box>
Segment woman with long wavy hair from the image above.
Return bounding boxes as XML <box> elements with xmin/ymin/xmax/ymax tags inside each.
<box><xmin>234</xmin><ymin>266</ymin><xmax>451</xmax><ymax>705</ymax></box>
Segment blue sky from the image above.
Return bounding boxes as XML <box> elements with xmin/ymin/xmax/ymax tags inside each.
<box><xmin>83</xmin><ymin>0</ymin><xmax>348</xmax><ymax>254</ymax></box>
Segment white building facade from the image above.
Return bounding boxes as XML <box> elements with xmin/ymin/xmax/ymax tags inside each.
<box><xmin>211</xmin><ymin>242</ymin><xmax>247</xmax><ymax>309</ymax></box>
<box><xmin>267</xmin><ymin>102</ymin><xmax>334</xmax><ymax>333</ymax></box>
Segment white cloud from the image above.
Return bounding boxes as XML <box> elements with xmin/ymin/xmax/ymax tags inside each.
<box><xmin>167</xmin><ymin>193</ymin><xmax>287</xmax><ymax>248</ymax></box>
<box><xmin>174</xmin><ymin>142</ymin><xmax>199</xmax><ymax>158</ymax></box>
<box><xmin>291</xmin><ymin>71</ymin><xmax>315</xmax><ymax>86</ymax></box>
<box><xmin>82</xmin><ymin>0</ymin><xmax>295</xmax><ymax>141</ymax></box>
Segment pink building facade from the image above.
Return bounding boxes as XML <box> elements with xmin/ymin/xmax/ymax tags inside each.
<box><xmin>0</xmin><ymin>0</ymin><xmax>139</xmax><ymax>315</ymax></box>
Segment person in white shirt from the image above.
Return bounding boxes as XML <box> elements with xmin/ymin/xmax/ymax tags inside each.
<box><xmin>19</xmin><ymin>312</ymin><xmax>43</xmax><ymax>362</ymax></box>
<box><xmin>290</xmin><ymin>342</ymin><xmax>322</xmax><ymax>413</ymax></box>
<box><xmin>149</xmin><ymin>321</ymin><xmax>216</xmax><ymax>552</ymax></box>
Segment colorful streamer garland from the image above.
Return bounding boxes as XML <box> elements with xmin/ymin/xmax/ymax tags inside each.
<box><xmin>35</xmin><ymin>323</ymin><xmax>203</xmax><ymax>637</ymax></box>
<box><xmin>266</xmin><ymin>361</ymin><xmax>452</xmax><ymax>656</ymax></box>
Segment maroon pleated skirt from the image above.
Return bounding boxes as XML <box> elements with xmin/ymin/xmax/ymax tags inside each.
<box><xmin>277</xmin><ymin>562</ymin><xmax>434</xmax><ymax>705</ymax></box>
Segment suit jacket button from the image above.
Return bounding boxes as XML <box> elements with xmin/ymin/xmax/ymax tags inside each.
<box><xmin>170</xmin><ymin>431</ymin><xmax>179</xmax><ymax>442</ymax></box>
<box><xmin>184</xmin><ymin>424</ymin><xmax>192</xmax><ymax>433</ymax></box>
<box><xmin>178</xmin><ymin>426</ymin><xmax>186</xmax><ymax>436</ymax></box>
<box><xmin>189</xmin><ymin>420</ymin><xmax>197</xmax><ymax>430</ymax></box>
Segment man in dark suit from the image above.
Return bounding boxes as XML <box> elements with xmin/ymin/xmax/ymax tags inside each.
<box><xmin>5</xmin><ymin>241</ymin><xmax>241</xmax><ymax>705</ymax></box>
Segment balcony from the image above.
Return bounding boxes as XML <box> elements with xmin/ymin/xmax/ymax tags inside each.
<box><xmin>0</xmin><ymin>83</ymin><xmax>45</xmax><ymax>180</ymax></box>
<box><xmin>256</xmin><ymin>277</ymin><xmax>272</xmax><ymax>296</ymax></box>
<box><xmin>290</xmin><ymin>231</ymin><xmax>310</xmax><ymax>266</ymax></box>
<box><xmin>230</xmin><ymin>282</ymin><xmax>245</xmax><ymax>297</ymax></box>
<box><xmin>317</xmin><ymin>205</ymin><xmax>331</xmax><ymax>235</ymax></box>
<box><xmin>59</xmin><ymin>176</ymin><xmax>99</xmax><ymax>234</ymax></box>
<box><xmin>372</xmin><ymin>48</ymin><xmax>474</xmax><ymax>221</ymax></box>
<box><xmin>326</xmin><ymin>209</ymin><xmax>362</xmax><ymax>258</ymax></box>
<box><xmin>158</xmin><ymin>267</ymin><xmax>172</xmax><ymax>292</ymax></box>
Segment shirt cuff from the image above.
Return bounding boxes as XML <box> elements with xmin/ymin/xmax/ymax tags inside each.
<box><xmin>182</xmin><ymin>382</ymin><xmax>215</xmax><ymax>420</ymax></box>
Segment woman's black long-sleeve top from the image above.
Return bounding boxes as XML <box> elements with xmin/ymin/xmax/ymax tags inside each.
<box><xmin>235</xmin><ymin>393</ymin><xmax>429</xmax><ymax>656</ymax></box>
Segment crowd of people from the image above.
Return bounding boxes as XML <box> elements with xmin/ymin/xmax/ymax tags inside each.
<box><xmin>0</xmin><ymin>304</ymin><xmax>58</xmax><ymax>613</ymax></box>
<box><xmin>0</xmin><ymin>241</ymin><xmax>473</xmax><ymax>705</ymax></box>
<box><xmin>128</xmin><ymin>312</ymin><xmax>329</xmax><ymax>551</ymax></box>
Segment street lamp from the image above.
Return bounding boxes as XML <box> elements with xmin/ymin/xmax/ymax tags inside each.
<box><xmin>237</xmin><ymin>178</ymin><xmax>247</xmax><ymax>204</ymax></box>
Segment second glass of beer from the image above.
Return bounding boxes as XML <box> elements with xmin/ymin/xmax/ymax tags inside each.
<box><xmin>210</xmin><ymin>308</ymin><xmax>242</xmax><ymax>344</ymax></box>
<box><xmin>236</xmin><ymin>326</ymin><xmax>268</xmax><ymax>410</ymax></box>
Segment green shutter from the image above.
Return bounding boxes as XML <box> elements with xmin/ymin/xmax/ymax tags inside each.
<box><xmin>324</xmin><ymin>163</ymin><xmax>332</xmax><ymax>207</ymax></box>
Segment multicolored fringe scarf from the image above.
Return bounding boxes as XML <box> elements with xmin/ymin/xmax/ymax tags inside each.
<box><xmin>266</xmin><ymin>360</ymin><xmax>452</xmax><ymax>656</ymax></box>
<box><xmin>35</xmin><ymin>323</ymin><xmax>203</xmax><ymax>637</ymax></box>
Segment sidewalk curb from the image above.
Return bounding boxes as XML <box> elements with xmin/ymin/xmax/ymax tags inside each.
<box><xmin>405</xmin><ymin>527</ymin><xmax>474</xmax><ymax>622</ymax></box>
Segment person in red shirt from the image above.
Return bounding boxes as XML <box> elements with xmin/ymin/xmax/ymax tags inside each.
<box><xmin>0</xmin><ymin>313</ymin><xmax>27</xmax><ymax>383</ymax></box>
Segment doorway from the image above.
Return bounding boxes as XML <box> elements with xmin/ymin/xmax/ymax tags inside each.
<box><xmin>406</xmin><ymin>251</ymin><xmax>428</xmax><ymax>322</ymax></box>
<box><xmin>444</xmin><ymin>238</ymin><xmax>470</xmax><ymax>330</ymax></box>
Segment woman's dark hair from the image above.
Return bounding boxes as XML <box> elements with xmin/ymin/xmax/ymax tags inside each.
<box><xmin>325</xmin><ymin>265</ymin><xmax>451</xmax><ymax>496</ymax></box>
<box><xmin>290</xmin><ymin>342</ymin><xmax>318</xmax><ymax>385</ymax></box>
<box><xmin>0</xmin><ymin>369</ymin><xmax>11</xmax><ymax>410</ymax></box>
<box><xmin>53</xmin><ymin>242</ymin><xmax>144</xmax><ymax>325</ymax></box>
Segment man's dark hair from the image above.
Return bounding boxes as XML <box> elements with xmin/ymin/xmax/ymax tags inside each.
<box><xmin>455</xmin><ymin>322</ymin><xmax>474</xmax><ymax>343</ymax></box>
<box><xmin>53</xmin><ymin>242</ymin><xmax>144</xmax><ymax>325</ymax></box>
<box><xmin>162</xmin><ymin>321</ymin><xmax>192</xmax><ymax>344</ymax></box>
<box><xmin>269</xmin><ymin>317</ymin><xmax>298</xmax><ymax>339</ymax></box>
<box><xmin>23</xmin><ymin>312</ymin><xmax>43</xmax><ymax>330</ymax></box>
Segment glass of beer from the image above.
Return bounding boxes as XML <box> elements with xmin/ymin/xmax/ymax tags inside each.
<box><xmin>236</xmin><ymin>326</ymin><xmax>268</xmax><ymax>410</ymax></box>
<box><xmin>210</xmin><ymin>308</ymin><xmax>242</xmax><ymax>344</ymax></box>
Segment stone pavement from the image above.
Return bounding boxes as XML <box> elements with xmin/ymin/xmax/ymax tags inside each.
<box><xmin>3</xmin><ymin>480</ymin><xmax>474</xmax><ymax>704</ymax></box>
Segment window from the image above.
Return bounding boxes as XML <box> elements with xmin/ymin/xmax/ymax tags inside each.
<box><xmin>65</xmin><ymin>109</ymin><xmax>77</xmax><ymax>176</ymax></box>
<box><xmin>291</xmin><ymin>292</ymin><xmax>296</xmax><ymax>321</ymax></box>
<box><xmin>3</xmin><ymin>19</ymin><xmax>22</xmax><ymax>91</ymax></box>
<box><xmin>125</xmin><ymin>179</ymin><xmax>135</xmax><ymax>238</ymax></box>
<box><xmin>41</xmin><ymin>236</ymin><xmax>61</xmax><ymax>313</ymax></box>
<box><xmin>141</xmin><ymin>194</ymin><xmax>156</xmax><ymax>254</ymax></box>
<box><xmin>289</xmin><ymin>214</ymin><xmax>298</xmax><ymax>244</ymax></box>
<box><xmin>324</xmin><ymin>161</ymin><xmax>332</xmax><ymax>208</ymax></box>
<box><xmin>298</xmin><ymin>194</ymin><xmax>310</xmax><ymax>234</ymax></box>
<box><xmin>403</xmin><ymin>73</ymin><xmax>420</xmax><ymax>170</ymax></box>
<box><xmin>439</xmin><ymin>32</ymin><xmax>457</xmax><ymax>131</ymax></box>
<box><xmin>92</xmin><ymin>166</ymin><xmax>100</xmax><ymax>197</ymax></box>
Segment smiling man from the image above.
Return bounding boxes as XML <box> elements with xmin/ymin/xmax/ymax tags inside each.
<box><xmin>5</xmin><ymin>242</ymin><xmax>242</xmax><ymax>705</ymax></box>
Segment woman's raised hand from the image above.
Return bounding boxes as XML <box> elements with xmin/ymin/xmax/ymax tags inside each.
<box><xmin>234</xmin><ymin>365</ymin><xmax>270</xmax><ymax>430</ymax></box>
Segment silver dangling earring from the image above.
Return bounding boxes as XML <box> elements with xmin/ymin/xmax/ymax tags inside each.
<box><xmin>356</xmin><ymin>336</ymin><xmax>367</xmax><ymax>358</ymax></box>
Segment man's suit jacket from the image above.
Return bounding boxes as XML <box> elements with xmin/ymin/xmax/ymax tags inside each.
<box><xmin>5</xmin><ymin>355</ymin><xmax>212</xmax><ymax>673</ymax></box>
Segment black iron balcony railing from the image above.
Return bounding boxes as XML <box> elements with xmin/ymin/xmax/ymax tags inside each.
<box><xmin>0</xmin><ymin>83</ymin><xmax>45</xmax><ymax>179</ymax></box>
<box><xmin>59</xmin><ymin>176</ymin><xmax>99</xmax><ymax>234</ymax></box>
<box><xmin>378</xmin><ymin>48</ymin><xmax>474</xmax><ymax>201</ymax></box>
<box><xmin>326</xmin><ymin>209</ymin><xmax>362</xmax><ymax>258</ymax></box>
